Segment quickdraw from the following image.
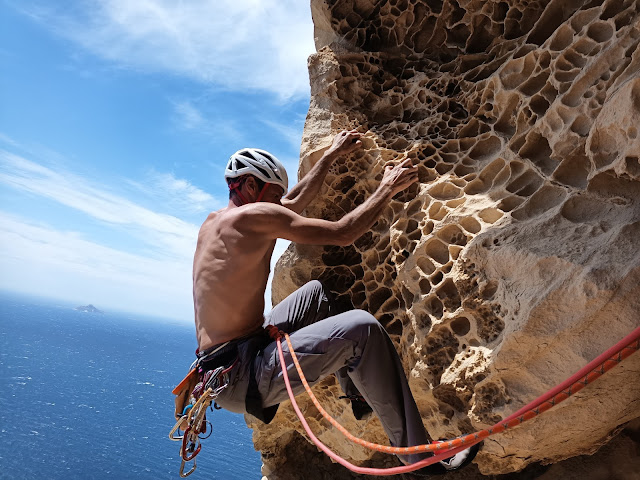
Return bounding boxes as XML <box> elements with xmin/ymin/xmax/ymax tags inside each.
<box><xmin>169</xmin><ymin>364</ymin><xmax>234</xmax><ymax>477</ymax></box>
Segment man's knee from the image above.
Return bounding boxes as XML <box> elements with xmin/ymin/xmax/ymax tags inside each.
<box><xmin>306</xmin><ymin>279</ymin><xmax>334</xmax><ymax>309</ymax></box>
<box><xmin>305</xmin><ymin>279</ymin><xmax>324</xmax><ymax>294</ymax></box>
<box><xmin>342</xmin><ymin>310</ymin><xmax>384</xmax><ymax>337</ymax></box>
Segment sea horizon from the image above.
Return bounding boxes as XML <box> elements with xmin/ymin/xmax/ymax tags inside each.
<box><xmin>0</xmin><ymin>290</ymin><xmax>262</xmax><ymax>479</ymax></box>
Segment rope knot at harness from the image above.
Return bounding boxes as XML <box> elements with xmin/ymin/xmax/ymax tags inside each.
<box><xmin>265</xmin><ymin>325</ymin><xmax>283</xmax><ymax>341</ymax></box>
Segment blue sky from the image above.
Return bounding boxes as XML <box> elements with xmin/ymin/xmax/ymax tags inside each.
<box><xmin>0</xmin><ymin>0</ymin><xmax>314</xmax><ymax>321</ymax></box>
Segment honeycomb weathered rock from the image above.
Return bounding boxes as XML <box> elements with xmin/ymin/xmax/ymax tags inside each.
<box><xmin>253</xmin><ymin>1</ymin><xmax>640</xmax><ymax>478</ymax></box>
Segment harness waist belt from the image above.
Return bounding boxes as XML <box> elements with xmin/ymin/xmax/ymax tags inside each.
<box><xmin>197</xmin><ymin>342</ymin><xmax>239</xmax><ymax>371</ymax></box>
<box><xmin>196</xmin><ymin>328</ymin><xmax>279</xmax><ymax>424</ymax></box>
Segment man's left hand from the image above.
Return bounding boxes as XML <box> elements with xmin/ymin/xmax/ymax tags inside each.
<box><xmin>326</xmin><ymin>130</ymin><xmax>363</xmax><ymax>158</ymax></box>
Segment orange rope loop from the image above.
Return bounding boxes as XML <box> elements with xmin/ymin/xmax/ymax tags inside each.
<box><xmin>274</xmin><ymin>325</ymin><xmax>640</xmax><ymax>458</ymax></box>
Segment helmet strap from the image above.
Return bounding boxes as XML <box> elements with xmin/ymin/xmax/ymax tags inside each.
<box><xmin>255</xmin><ymin>183</ymin><xmax>269</xmax><ymax>203</ymax></box>
<box><xmin>228</xmin><ymin>180</ymin><xmax>250</xmax><ymax>206</ymax></box>
<box><xmin>228</xmin><ymin>179</ymin><xmax>269</xmax><ymax>205</ymax></box>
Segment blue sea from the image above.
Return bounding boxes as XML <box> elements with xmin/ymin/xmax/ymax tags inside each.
<box><xmin>0</xmin><ymin>292</ymin><xmax>262</xmax><ymax>480</ymax></box>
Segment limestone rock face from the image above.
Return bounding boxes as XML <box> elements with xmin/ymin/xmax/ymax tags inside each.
<box><xmin>254</xmin><ymin>1</ymin><xmax>640</xmax><ymax>478</ymax></box>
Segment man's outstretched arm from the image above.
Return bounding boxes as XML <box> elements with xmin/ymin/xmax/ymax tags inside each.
<box><xmin>281</xmin><ymin>130</ymin><xmax>363</xmax><ymax>214</ymax></box>
<box><xmin>245</xmin><ymin>158</ymin><xmax>418</xmax><ymax>246</ymax></box>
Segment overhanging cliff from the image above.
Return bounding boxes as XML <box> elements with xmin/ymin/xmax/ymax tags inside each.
<box><xmin>252</xmin><ymin>1</ymin><xmax>640</xmax><ymax>478</ymax></box>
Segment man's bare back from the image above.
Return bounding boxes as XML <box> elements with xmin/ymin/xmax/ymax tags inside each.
<box><xmin>193</xmin><ymin>206</ymin><xmax>277</xmax><ymax>350</ymax></box>
<box><xmin>193</xmin><ymin>131</ymin><xmax>418</xmax><ymax>351</ymax></box>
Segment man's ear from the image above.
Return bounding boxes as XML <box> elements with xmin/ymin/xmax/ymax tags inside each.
<box><xmin>244</xmin><ymin>176</ymin><xmax>258</xmax><ymax>195</ymax></box>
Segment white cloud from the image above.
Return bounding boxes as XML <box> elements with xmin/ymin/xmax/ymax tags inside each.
<box><xmin>127</xmin><ymin>170</ymin><xmax>222</xmax><ymax>215</ymax></box>
<box><xmin>0</xmin><ymin>212</ymin><xmax>193</xmax><ymax>320</ymax></box>
<box><xmin>173</xmin><ymin>100</ymin><xmax>205</xmax><ymax>130</ymax></box>
<box><xmin>0</xmin><ymin>146</ymin><xmax>202</xmax><ymax>319</ymax></box>
<box><xmin>0</xmin><ymin>149</ymin><xmax>200</xmax><ymax>260</ymax></box>
<box><xmin>0</xmin><ymin>146</ymin><xmax>290</xmax><ymax>320</ymax></box>
<box><xmin>171</xmin><ymin>99</ymin><xmax>244</xmax><ymax>144</ymax></box>
<box><xmin>261</xmin><ymin>118</ymin><xmax>304</xmax><ymax>153</ymax></box>
<box><xmin>0</xmin><ymin>138</ymin><xmax>294</xmax><ymax>321</ymax></box>
<box><xmin>16</xmin><ymin>0</ymin><xmax>315</xmax><ymax>100</ymax></box>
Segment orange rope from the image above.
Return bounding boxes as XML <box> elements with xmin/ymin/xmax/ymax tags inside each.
<box><xmin>271</xmin><ymin>324</ymin><xmax>640</xmax><ymax>456</ymax></box>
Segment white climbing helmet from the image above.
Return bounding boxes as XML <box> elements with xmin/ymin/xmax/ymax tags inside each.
<box><xmin>225</xmin><ymin>148</ymin><xmax>288</xmax><ymax>193</ymax></box>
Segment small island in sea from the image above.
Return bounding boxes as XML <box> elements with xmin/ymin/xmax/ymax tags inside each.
<box><xmin>74</xmin><ymin>304</ymin><xmax>103</xmax><ymax>314</ymax></box>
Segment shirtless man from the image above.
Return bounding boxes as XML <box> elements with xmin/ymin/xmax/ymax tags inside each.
<box><xmin>192</xmin><ymin>130</ymin><xmax>478</xmax><ymax>477</ymax></box>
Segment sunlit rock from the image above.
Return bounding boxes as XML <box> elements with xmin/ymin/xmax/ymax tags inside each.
<box><xmin>255</xmin><ymin>1</ymin><xmax>640</xmax><ymax>478</ymax></box>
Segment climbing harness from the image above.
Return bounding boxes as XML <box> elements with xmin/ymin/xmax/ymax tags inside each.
<box><xmin>266</xmin><ymin>324</ymin><xmax>640</xmax><ymax>476</ymax></box>
<box><xmin>169</xmin><ymin>363</ymin><xmax>236</xmax><ymax>477</ymax></box>
<box><xmin>169</xmin><ymin>330</ymin><xmax>275</xmax><ymax>477</ymax></box>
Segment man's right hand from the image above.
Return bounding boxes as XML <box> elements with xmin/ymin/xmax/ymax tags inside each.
<box><xmin>381</xmin><ymin>158</ymin><xmax>419</xmax><ymax>197</ymax></box>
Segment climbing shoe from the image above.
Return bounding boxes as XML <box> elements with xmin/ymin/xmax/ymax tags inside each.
<box><xmin>436</xmin><ymin>440</ymin><xmax>481</xmax><ymax>471</ymax></box>
<box><xmin>339</xmin><ymin>394</ymin><xmax>373</xmax><ymax>421</ymax></box>
<box><xmin>401</xmin><ymin>441</ymin><xmax>482</xmax><ymax>478</ymax></box>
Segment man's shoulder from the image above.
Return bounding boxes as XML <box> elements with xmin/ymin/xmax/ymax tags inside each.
<box><xmin>227</xmin><ymin>203</ymin><xmax>292</xmax><ymax>221</ymax></box>
<box><xmin>202</xmin><ymin>204</ymin><xmax>285</xmax><ymax>232</ymax></box>
<box><xmin>202</xmin><ymin>204</ymin><xmax>299</xmax><ymax>244</ymax></box>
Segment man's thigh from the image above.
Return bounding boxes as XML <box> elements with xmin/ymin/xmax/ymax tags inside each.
<box><xmin>264</xmin><ymin>280</ymin><xmax>332</xmax><ymax>333</ymax></box>
<box><xmin>257</xmin><ymin>310</ymin><xmax>371</xmax><ymax>407</ymax></box>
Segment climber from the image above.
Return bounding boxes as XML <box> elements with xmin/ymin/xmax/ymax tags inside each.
<box><xmin>191</xmin><ymin>130</ymin><xmax>480</xmax><ymax>476</ymax></box>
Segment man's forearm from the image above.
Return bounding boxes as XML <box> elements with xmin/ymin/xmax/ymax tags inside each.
<box><xmin>283</xmin><ymin>151</ymin><xmax>336</xmax><ymax>213</ymax></box>
<box><xmin>334</xmin><ymin>184</ymin><xmax>394</xmax><ymax>246</ymax></box>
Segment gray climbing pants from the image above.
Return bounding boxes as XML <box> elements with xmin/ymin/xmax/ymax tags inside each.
<box><xmin>214</xmin><ymin>280</ymin><xmax>431</xmax><ymax>463</ymax></box>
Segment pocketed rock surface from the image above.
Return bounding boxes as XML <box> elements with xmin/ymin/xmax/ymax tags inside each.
<box><xmin>250</xmin><ymin>1</ymin><xmax>640</xmax><ymax>478</ymax></box>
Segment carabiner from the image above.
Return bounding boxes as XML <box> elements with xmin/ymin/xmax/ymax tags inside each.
<box><xmin>179</xmin><ymin>456</ymin><xmax>196</xmax><ymax>478</ymax></box>
<box><xmin>169</xmin><ymin>416</ymin><xmax>186</xmax><ymax>441</ymax></box>
<box><xmin>181</xmin><ymin>426</ymin><xmax>202</xmax><ymax>462</ymax></box>
<box><xmin>199</xmin><ymin>420</ymin><xmax>213</xmax><ymax>440</ymax></box>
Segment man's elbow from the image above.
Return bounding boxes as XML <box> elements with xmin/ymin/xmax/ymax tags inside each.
<box><xmin>332</xmin><ymin>226</ymin><xmax>357</xmax><ymax>247</ymax></box>
<box><xmin>334</xmin><ymin>236</ymin><xmax>354</xmax><ymax>247</ymax></box>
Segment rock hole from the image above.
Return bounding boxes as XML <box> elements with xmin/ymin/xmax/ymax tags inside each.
<box><xmin>431</xmin><ymin>270</ymin><xmax>443</xmax><ymax>285</ymax></box>
<box><xmin>512</xmin><ymin>185</ymin><xmax>567</xmax><ymax>221</ymax></box>
<box><xmin>437</xmin><ymin>225</ymin><xmax>467</xmax><ymax>245</ymax></box>
<box><xmin>418</xmin><ymin>256</ymin><xmax>436</xmax><ymax>275</ymax></box>
<box><xmin>519</xmin><ymin>132</ymin><xmax>556</xmax><ymax>175</ymax></box>
<box><xmin>469</xmin><ymin>136</ymin><xmax>501</xmax><ymax>160</ymax></box>
<box><xmin>506</xmin><ymin>169</ymin><xmax>543</xmax><ymax>196</ymax></box>
<box><xmin>570</xmin><ymin>115</ymin><xmax>591</xmax><ymax>136</ymax></box>
<box><xmin>450</xmin><ymin>316</ymin><xmax>471</xmax><ymax>336</ymax></box>
<box><xmin>460</xmin><ymin>217</ymin><xmax>481</xmax><ymax>234</ymax></box>
<box><xmin>425</xmin><ymin>239</ymin><xmax>450</xmax><ymax>265</ymax></box>
<box><xmin>429</xmin><ymin>182</ymin><xmax>462</xmax><ymax>200</ymax></box>
<box><xmin>497</xmin><ymin>196</ymin><xmax>524</xmax><ymax>212</ymax></box>
<box><xmin>419</xmin><ymin>278</ymin><xmax>432</xmax><ymax>295</ymax></box>
<box><xmin>552</xmin><ymin>155</ymin><xmax>590</xmax><ymax>189</ymax></box>
<box><xmin>426</xmin><ymin>296</ymin><xmax>444</xmax><ymax>319</ymax></box>
<box><xmin>625</xmin><ymin>156</ymin><xmax>640</xmax><ymax>177</ymax></box>
<box><xmin>369</xmin><ymin>287</ymin><xmax>392</xmax><ymax>314</ymax></box>
<box><xmin>478</xmin><ymin>208</ymin><xmax>503</xmax><ymax>224</ymax></box>
<box><xmin>549</xmin><ymin>24</ymin><xmax>574</xmax><ymax>51</ymax></box>
<box><xmin>587</xmin><ymin>21</ymin><xmax>614</xmax><ymax>43</ymax></box>
<box><xmin>481</xmin><ymin>281</ymin><xmax>498</xmax><ymax>300</ymax></box>
<box><xmin>530</xmin><ymin>94</ymin><xmax>550</xmax><ymax>116</ymax></box>
<box><xmin>422</xmin><ymin>221</ymin><xmax>435</xmax><ymax>235</ymax></box>
<box><xmin>436</xmin><ymin>278</ymin><xmax>461</xmax><ymax>309</ymax></box>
